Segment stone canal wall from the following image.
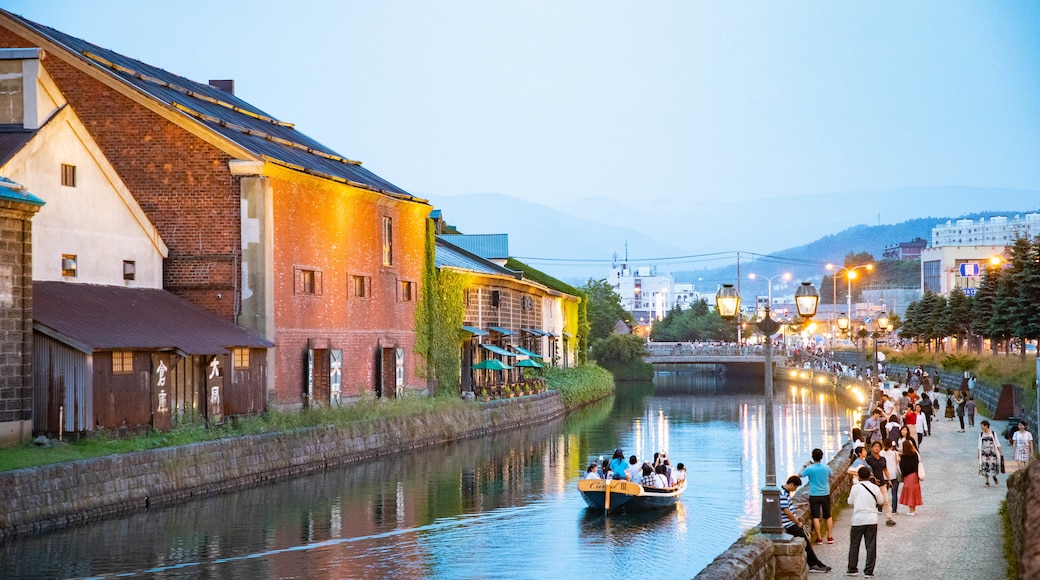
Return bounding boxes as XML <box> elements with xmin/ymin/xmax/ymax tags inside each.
<box><xmin>0</xmin><ymin>392</ymin><xmax>566</xmax><ymax>541</ymax></box>
<box><xmin>1005</xmin><ymin>455</ymin><xmax>1040</xmax><ymax>577</ymax></box>
<box><xmin>697</xmin><ymin>440</ymin><xmax>855</xmax><ymax>580</ymax></box>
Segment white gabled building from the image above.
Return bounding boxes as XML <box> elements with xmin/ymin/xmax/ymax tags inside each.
<box><xmin>0</xmin><ymin>48</ymin><xmax>167</xmax><ymax>287</ymax></box>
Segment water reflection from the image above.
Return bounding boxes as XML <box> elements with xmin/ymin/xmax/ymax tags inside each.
<box><xmin>1</xmin><ymin>370</ymin><xmax>855</xmax><ymax>579</ymax></box>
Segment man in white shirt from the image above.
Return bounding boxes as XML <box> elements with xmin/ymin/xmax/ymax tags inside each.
<box><xmin>847</xmin><ymin>466</ymin><xmax>883</xmax><ymax>578</ymax></box>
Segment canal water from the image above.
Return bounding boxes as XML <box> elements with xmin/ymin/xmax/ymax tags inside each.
<box><xmin>2</xmin><ymin>370</ymin><xmax>860</xmax><ymax>579</ymax></box>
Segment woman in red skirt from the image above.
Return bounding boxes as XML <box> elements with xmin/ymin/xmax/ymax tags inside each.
<box><xmin>898</xmin><ymin>439</ymin><xmax>923</xmax><ymax>515</ymax></box>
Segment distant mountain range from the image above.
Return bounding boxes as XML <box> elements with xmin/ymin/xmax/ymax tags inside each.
<box><xmin>427</xmin><ymin>186</ymin><xmax>1040</xmax><ymax>290</ymax></box>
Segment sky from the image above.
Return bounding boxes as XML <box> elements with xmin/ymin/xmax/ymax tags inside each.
<box><xmin>5</xmin><ymin>1</ymin><xmax>1039</xmax><ymax>208</ymax></box>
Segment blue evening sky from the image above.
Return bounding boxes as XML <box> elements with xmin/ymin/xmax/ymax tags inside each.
<box><xmin>5</xmin><ymin>1</ymin><xmax>1040</xmax><ymax>209</ymax></box>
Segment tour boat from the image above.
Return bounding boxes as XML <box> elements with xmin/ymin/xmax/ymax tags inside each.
<box><xmin>577</xmin><ymin>478</ymin><xmax>687</xmax><ymax>514</ymax></box>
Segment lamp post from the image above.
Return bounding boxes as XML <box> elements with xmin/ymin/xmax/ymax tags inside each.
<box><xmin>871</xmin><ymin>313</ymin><xmax>890</xmax><ymax>386</ymax></box>
<box><xmin>718</xmin><ymin>280</ymin><xmax>820</xmax><ymax>538</ymax></box>
<box><xmin>826</xmin><ymin>263</ymin><xmax>873</xmax><ymax>347</ymax></box>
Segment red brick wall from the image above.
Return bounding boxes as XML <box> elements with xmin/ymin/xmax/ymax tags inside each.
<box><xmin>0</xmin><ymin>28</ymin><xmax>240</xmax><ymax>321</ymax></box>
<box><xmin>270</xmin><ymin>176</ymin><xmax>427</xmax><ymax>402</ymax></box>
<box><xmin>0</xmin><ymin>27</ymin><xmax>431</xmax><ymax>406</ymax></box>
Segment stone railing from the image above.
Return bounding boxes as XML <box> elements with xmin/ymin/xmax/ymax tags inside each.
<box><xmin>0</xmin><ymin>392</ymin><xmax>565</xmax><ymax>541</ymax></box>
<box><xmin>696</xmin><ymin>441</ymin><xmax>855</xmax><ymax>579</ymax></box>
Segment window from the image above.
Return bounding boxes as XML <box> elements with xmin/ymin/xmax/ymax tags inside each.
<box><xmin>351</xmin><ymin>274</ymin><xmax>372</xmax><ymax>298</ymax></box>
<box><xmin>61</xmin><ymin>164</ymin><xmax>76</xmax><ymax>187</ymax></box>
<box><xmin>382</xmin><ymin>216</ymin><xmax>393</xmax><ymax>266</ymax></box>
<box><xmin>399</xmin><ymin>280</ymin><xmax>414</xmax><ymax>302</ymax></box>
<box><xmin>112</xmin><ymin>351</ymin><xmax>133</xmax><ymax>374</ymax></box>
<box><xmin>294</xmin><ymin>267</ymin><xmax>322</xmax><ymax>295</ymax></box>
<box><xmin>123</xmin><ymin>260</ymin><xmax>135</xmax><ymax>281</ymax></box>
<box><xmin>922</xmin><ymin>260</ymin><xmax>942</xmax><ymax>293</ymax></box>
<box><xmin>233</xmin><ymin>348</ymin><xmax>250</xmax><ymax>369</ymax></box>
<box><xmin>0</xmin><ymin>60</ymin><xmax>23</xmax><ymax>125</ymax></box>
<box><xmin>61</xmin><ymin>254</ymin><xmax>77</xmax><ymax>277</ymax></box>
<box><xmin>521</xmin><ymin>295</ymin><xmax>534</xmax><ymax>311</ymax></box>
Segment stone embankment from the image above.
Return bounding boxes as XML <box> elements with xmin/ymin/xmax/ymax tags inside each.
<box><xmin>0</xmin><ymin>392</ymin><xmax>565</xmax><ymax>541</ymax></box>
<box><xmin>695</xmin><ymin>441</ymin><xmax>854</xmax><ymax>580</ymax></box>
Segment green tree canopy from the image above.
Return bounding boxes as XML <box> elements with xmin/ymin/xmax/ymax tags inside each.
<box><xmin>581</xmin><ymin>278</ymin><xmax>630</xmax><ymax>343</ymax></box>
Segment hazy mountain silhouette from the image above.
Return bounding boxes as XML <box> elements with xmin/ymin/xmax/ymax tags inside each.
<box><xmin>426</xmin><ymin>187</ymin><xmax>1040</xmax><ymax>289</ymax></box>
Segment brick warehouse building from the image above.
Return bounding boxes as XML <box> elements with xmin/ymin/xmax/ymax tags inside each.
<box><xmin>0</xmin><ymin>11</ymin><xmax>431</xmax><ymax>407</ymax></box>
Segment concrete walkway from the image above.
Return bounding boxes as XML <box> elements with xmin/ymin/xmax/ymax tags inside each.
<box><xmin>811</xmin><ymin>413</ymin><xmax>1011</xmax><ymax>578</ymax></box>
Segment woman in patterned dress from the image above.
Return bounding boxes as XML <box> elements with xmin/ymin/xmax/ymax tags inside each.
<box><xmin>978</xmin><ymin>420</ymin><xmax>1003</xmax><ymax>487</ymax></box>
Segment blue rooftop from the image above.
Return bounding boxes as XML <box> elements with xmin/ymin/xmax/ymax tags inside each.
<box><xmin>436</xmin><ymin>237</ymin><xmax>519</xmax><ymax>278</ymax></box>
<box><xmin>0</xmin><ymin>175</ymin><xmax>43</xmax><ymax>206</ymax></box>
<box><xmin>439</xmin><ymin>234</ymin><xmax>509</xmax><ymax>260</ymax></box>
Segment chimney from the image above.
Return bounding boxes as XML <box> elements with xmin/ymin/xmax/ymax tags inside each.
<box><xmin>208</xmin><ymin>79</ymin><xmax>235</xmax><ymax>95</ymax></box>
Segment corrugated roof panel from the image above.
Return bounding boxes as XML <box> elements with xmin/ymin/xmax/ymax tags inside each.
<box><xmin>439</xmin><ymin>234</ymin><xmax>509</xmax><ymax>259</ymax></box>
<box><xmin>435</xmin><ymin>237</ymin><xmax>518</xmax><ymax>277</ymax></box>
<box><xmin>33</xmin><ymin>282</ymin><xmax>274</xmax><ymax>355</ymax></box>
<box><xmin>7</xmin><ymin>13</ymin><xmax>416</xmax><ymax>199</ymax></box>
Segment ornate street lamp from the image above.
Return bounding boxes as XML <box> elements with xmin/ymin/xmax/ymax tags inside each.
<box><xmin>717</xmin><ymin>279</ymin><xmax>819</xmax><ymax>538</ymax></box>
<box><xmin>837</xmin><ymin>313</ymin><xmax>850</xmax><ymax>335</ymax></box>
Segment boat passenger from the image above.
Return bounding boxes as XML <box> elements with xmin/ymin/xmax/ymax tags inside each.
<box><xmin>639</xmin><ymin>464</ymin><xmax>657</xmax><ymax>487</ymax></box>
<box><xmin>626</xmin><ymin>455</ymin><xmax>641</xmax><ymax>482</ymax></box>
<box><xmin>652</xmin><ymin>464</ymin><xmax>670</xmax><ymax>488</ymax></box>
<box><xmin>584</xmin><ymin>463</ymin><xmax>601</xmax><ymax>479</ymax></box>
<box><xmin>609</xmin><ymin>449</ymin><xmax>629</xmax><ymax>480</ymax></box>
<box><xmin>674</xmin><ymin>463</ymin><xmax>687</xmax><ymax>484</ymax></box>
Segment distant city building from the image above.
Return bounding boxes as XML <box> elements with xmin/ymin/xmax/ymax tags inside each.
<box><xmin>610</xmin><ymin>260</ymin><xmax>673</xmax><ymax>323</ymax></box>
<box><xmin>919</xmin><ymin>245</ymin><xmax>1006</xmax><ymax>296</ymax></box>
<box><xmin>882</xmin><ymin>238</ymin><xmax>927</xmax><ymax>261</ymax></box>
<box><xmin>931</xmin><ymin>214</ymin><xmax>1040</xmax><ymax>246</ymax></box>
<box><xmin>916</xmin><ymin>214</ymin><xmax>1035</xmax><ymax>297</ymax></box>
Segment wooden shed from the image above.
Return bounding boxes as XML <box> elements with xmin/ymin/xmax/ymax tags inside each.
<box><xmin>32</xmin><ymin>282</ymin><xmax>274</xmax><ymax>436</ymax></box>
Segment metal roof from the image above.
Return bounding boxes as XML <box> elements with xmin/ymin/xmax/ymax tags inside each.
<box><xmin>4</xmin><ymin>11</ymin><xmax>421</xmax><ymax>202</ymax></box>
<box><xmin>33</xmin><ymin>281</ymin><xmax>274</xmax><ymax>355</ymax></box>
<box><xmin>481</xmin><ymin>344</ymin><xmax>516</xmax><ymax>357</ymax></box>
<box><xmin>0</xmin><ymin>175</ymin><xmax>43</xmax><ymax>206</ymax></box>
<box><xmin>439</xmin><ymin>234</ymin><xmax>510</xmax><ymax>260</ymax></box>
<box><xmin>0</xmin><ymin>130</ymin><xmax>35</xmax><ymax>168</ymax></box>
<box><xmin>435</xmin><ymin>237</ymin><xmax>520</xmax><ymax>278</ymax></box>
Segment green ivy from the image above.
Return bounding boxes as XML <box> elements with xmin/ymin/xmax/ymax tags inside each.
<box><xmin>414</xmin><ymin>220</ymin><xmax>469</xmax><ymax>397</ymax></box>
<box><xmin>432</xmin><ymin>269</ymin><xmax>467</xmax><ymax>396</ymax></box>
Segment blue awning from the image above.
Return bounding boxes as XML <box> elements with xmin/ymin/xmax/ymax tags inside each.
<box><xmin>512</xmin><ymin>346</ymin><xmax>544</xmax><ymax>359</ymax></box>
<box><xmin>486</xmin><ymin>326</ymin><xmax>515</xmax><ymax>336</ymax></box>
<box><xmin>461</xmin><ymin>325</ymin><xmax>489</xmax><ymax>336</ymax></box>
<box><xmin>521</xmin><ymin>328</ymin><xmax>547</xmax><ymax>336</ymax></box>
<box><xmin>481</xmin><ymin>344</ymin><xmax>517</xmax><ymax>357</ymax></box>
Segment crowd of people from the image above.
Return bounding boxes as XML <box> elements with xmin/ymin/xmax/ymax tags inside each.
<box><xmin>784</xmin><ymin>372</ymin><xmax>1035</xmax><ymax>577</ymax></box>
<box><xmin>583</xmin><ymin>448</ymin><xmax>686</xmax><ymax>490</ymax></box>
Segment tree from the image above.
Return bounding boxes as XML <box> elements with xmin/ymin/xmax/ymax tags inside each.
<box><xmin>972</xmin><ymin>265</ymin><xmax>1000</xmax><ymax>353</ymax></box>
<box><xmin>899</xmin><ymin>301</ymin><xmax>921</xmax><ymax>342</ymax></box>
<box><xmin>942</xmin><ymin>289</ymin><xmax>973</xmax><ymax>351</ymax></box>
<box><xmin>1011</xmin><ymin>236</ymin><xmax>1040</xmax><ymax>358</ymax></box>
<box><xmin>590</xmin><ymin>333</ymin><xmax>647</xmax><ymax>365</ymax></box>
<box><xmin>581</xmin><ymin>279</ymin><xmax>630</xmax><ymax>343</ymax></box>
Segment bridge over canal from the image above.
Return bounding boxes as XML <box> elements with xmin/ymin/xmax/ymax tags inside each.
<box><xmin>643</xmin><ymin>342</ymin><xmax>792</xmax><ymax>365</ymax></box>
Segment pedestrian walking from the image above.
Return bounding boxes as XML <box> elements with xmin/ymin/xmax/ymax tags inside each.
<box><xmin>780</xmin><ymin>475</ymin><xmax>832</xmax><ymax>573</ymax></box>
<box><xmin>944</xmin><ymin>389</ymin><xmax>956</xmax><ymax>420</ymax></box>
<box><xmin>1012</xmin><ymin>421</ymin><xmax>1033</xmax><ymax>469</ymax></box>
<box><xmin>898</xmin><ymin>440</ymin><xmax>923</xmax><ymax>515</ymax></box>
<box><xmin>800</xmin><ymin>448</ymin><xmax>835</xmax><ymax>545</ymax></box>
<box><xmin>881</xmin><ymin>439</ymin><xmax>901</xmax><ymax>515</ymax></box>
<box><xmin>955</xmin><ymin>391</ymin><xmax>967</xmax><ymax>432</ymax></box>
<box><xmin>966</xmin><ymin>397</ymin><xmax>976</xmax><ymax>427</ymax></box>
<box><xmin>978</xmin><ymin>420</ymin><xmax>1003</xmax><ymax>487</ymax></box>
<box><xmin>847</xmin><ymin>466</ymin><xmax>883</xmax><ymax>577</ymax></box>
<box><xmin>866</xmin><ymin>441</ymin><xmax>896</xmax><ymax>526</ymax></box>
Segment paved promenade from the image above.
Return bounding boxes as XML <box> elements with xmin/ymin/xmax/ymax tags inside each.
<box><xmin>811</xmin><ymin>413</ymin><xmax>1011</xmax><ymax>578</ymax></box>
